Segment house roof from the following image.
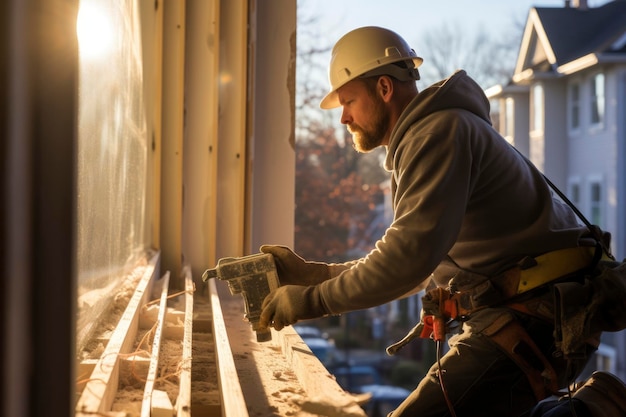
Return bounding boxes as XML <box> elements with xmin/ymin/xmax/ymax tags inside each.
<box><xmin>514</xmin><ymin>0</ymin><xmax>626</xmax><ymax>82</ymax></box>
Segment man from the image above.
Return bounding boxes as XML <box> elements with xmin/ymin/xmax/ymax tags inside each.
<box><xmin>258</xmin><ymin>26</ymin><xmax>610</xmax><ymax>416</ymax></box>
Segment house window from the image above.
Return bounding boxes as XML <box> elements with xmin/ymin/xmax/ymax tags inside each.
<box><xmin>532</xmin><ymin>84</ymin><xmax>544</xmax><ymax>132</ymax></box>
<box><xmin>589</xmin><ymin>181</ymin><xmax>603</xmax><ymax>226</ymax></box>
<box><xmin>590</xmin><ymin>73</ymin><xmax>605</xmax><ymax>125</ymax></box>
<box><xmin>570</xmin><ymin>83</ymin><xmax>580</xmax><ymax>129</ymax></box>
<box><xmin>504</xmin><ymin>97</ymin><xmax>514</xmax><ymax>143</ymax></box>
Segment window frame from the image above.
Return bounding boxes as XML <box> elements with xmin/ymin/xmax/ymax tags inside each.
<box><xmin>531</xmin><ymin>83</ymin><xmax>544</xmax><ymax>134</ymax></box>
<box><xmin>587</xmin><ymin>176</ymin><xmax>605</xmax><ymax>228</ymax></box>
<box><xmin>567</xmin><ymin>177</ymin><xmax>581</xmax><ymax>208</ymax></box>
<box><xmin>569</xmin><ymin>81</ymin><xmax>581</xmax><ymax>131</ymax></box>
<box><xmin>590</xmin><ymin>72</ymin><xmax>605</xmax><ymax>127</ymax></box>
<box><xmin>503</xmin><ymin>96</ymin><xmax>515</xmax><ymax>143</ymax></box>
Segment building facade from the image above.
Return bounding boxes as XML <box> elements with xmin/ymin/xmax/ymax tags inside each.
<box><xmin>489</xmin><ymin>0</ymin><xmax>626</xmax><ymax>260</ymax></box>
<box><xmin>487</xmin><ymin>0</ymin><xmax>626</xmax><ymax>380</ymax></box>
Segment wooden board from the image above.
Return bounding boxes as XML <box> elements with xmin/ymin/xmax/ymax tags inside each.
<box><xmin>141</xmin><ymin>272</ymin><xmax>170</xmax><ymax>417</ymax></box>
<box><xmin>275</xmin><ymin>328</ymin><xmax>368</xmax><ymax>417</ymax></box>
<box><xmin>176</xmin><ymin>266</ymin><xmax>194</xmax><ymax>416</ymax></box>
<box><xmin>209</xmin><ymin>278</ymin><xmax>249</xmax><ymax>417</ymax></box>
<box><xmin>76</xmin><ymin>253</ymin><xmax>159</xmax><ymax>416</ymax></box>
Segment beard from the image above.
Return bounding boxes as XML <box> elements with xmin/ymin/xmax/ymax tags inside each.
<box><xmin>347</xmin><ymin>95</ymin><xmax>390</xmax><ymax>153</ymax></box>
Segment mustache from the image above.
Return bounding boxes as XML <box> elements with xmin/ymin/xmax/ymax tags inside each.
<box><xmin>347</xmin><ymin>123</ymin><xmax>361</xmax><ymax>134</ymax></box>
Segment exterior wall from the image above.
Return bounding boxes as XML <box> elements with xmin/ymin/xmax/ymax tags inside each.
<box><xmin>492</xmin><ymin>90</ymin><xmax>530</xmax><ymax>157</ymax></box>
<box><xmin>503</xmin><ymin>65</ymin><xmax>625</xmax><ymax>261</ymax></box>
<box><xmin>542</xmin><ymin>78</ymin><xmax>569</xmax><ymax>189</ymax></box>
<box><xmin>510</xmin><ymin>65</ymin><xmax>626</xmax><ymax>381</ymax></box>
<box><xmin>499</xmin><ymin>4</ymin><xmax>626</xmax><ymax>383</ymax></box>
<box><xmin>602</xmin><ymin>66</ymin><xmax>625</xmax><ymax>260</ymax></box>
<box><xmin>566</xmin><ymin>66</ymin><xmax>623</xmax><ymax>259</ymax></box>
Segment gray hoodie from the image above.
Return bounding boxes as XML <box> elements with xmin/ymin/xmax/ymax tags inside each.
<box><xmin>318</xmin><ymin>70</ymin><xmax>591</xmax><ymax>315</ymax></box>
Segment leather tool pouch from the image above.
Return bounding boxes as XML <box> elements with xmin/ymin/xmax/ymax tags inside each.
<box><xmin>553</xmin><ymin>260</ymin><xmax>626</xmax><ymax>358</ymax></box>
<box><xmin>483</xmin><ymin>316</ymin><xmax>559</xmax><ymax>401</ymax></box>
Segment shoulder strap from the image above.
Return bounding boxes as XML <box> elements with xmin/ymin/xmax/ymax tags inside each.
<box><xmin>511</xmin><ymin>146</ymin><xmax>615</xmax><ymax>261</ymax></box>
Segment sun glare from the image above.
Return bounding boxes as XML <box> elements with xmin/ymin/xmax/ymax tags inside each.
<box><xmin>76</xmin><ymin>1</ymin><xmax>115</xmax><ymax>60</ymax></box>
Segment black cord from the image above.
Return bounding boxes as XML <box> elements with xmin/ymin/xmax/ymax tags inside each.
<box><xmin>565</xmin><ymin>362</ymin><xmax>579</xmax><ymax>417</ymax></box>
<box><xmin>436</xmin><ymin>339</ymin><xmax>458</xmax><ymax>417</ymax></box>
<box><xmin>567</xmin><ymin>382</ymin><xmax>578</xmax><ymax>417</ymax></box>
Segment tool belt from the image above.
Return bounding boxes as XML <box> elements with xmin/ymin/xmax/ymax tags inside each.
<box><xmin>387</xmin><ymin>246</ymin><xmax>602</xmax><ymax>353</ymax></box>
<box><xmin>387</xmin><ymin>245</ymin><xmax>615</xmax><ymax>401</ymax></box>
<box><xmin>553</xmin><ymin>258</ymin><xmax>626</xmax><ymax>357</ymax></box>
<box><xmin>449</xmin><ymin>246</ymin><xmax>603</xmax><ymax>317</ymax></box>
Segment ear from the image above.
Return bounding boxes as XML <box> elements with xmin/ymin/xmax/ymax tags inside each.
<box><xmin>377</xmin><ymin>76</ymin><xmax>394</xmax><ymax>103</ymax></box>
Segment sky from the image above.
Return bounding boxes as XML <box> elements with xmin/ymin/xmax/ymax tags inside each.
<box><xmin>297</xmin><ymin>0</ymin><xmax>613</xmax><ymax>101</ymax></box>
<box><xmin>301</xmin><ymin>0</ymin><xmax>611</xmax><ymax>44</ymax></box>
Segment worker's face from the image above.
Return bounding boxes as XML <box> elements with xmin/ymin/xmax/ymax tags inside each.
<box><xmin>338</xmin><ymin>78</ymin><xmax>390</xmax><ymax>153</ymax></box>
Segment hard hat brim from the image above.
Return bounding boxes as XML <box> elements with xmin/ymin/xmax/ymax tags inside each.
<box><xmin>320</xmin><ymin>90</ymin><xmax>340</xmax><ymax>109</ymax></box>
<box><xmin>319</xmin><ymin>56</ymin><xmax>423</xmax><ymax>109</ymax></box>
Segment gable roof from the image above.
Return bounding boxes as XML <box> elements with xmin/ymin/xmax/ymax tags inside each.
<box><xmin>514</xmin><ymin>0</ymin><xmax>626</xmax><ymax>83</ymax></box>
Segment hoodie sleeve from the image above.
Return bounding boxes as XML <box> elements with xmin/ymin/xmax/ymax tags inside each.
<box><xmin>317</xmin><ymin>113</ymin><xmax>472</xmax><ymax>314</ymax></box>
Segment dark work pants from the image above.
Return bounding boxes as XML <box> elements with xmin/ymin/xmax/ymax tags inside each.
<box><xmin>529</xmin><ymin>398</ymin><xmax>593</xmax><ymax>417</ymax></box>
<box><xmin>389</xmin><ymin>332</ymin><xmax>536</xmax><ymax>417</ymax></box>
<box><xmin>388</xmin><ymin>313</ymin><xmax>593</xmax><ymax>417</ymax></box>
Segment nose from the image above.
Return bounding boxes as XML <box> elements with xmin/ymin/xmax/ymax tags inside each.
<box><xmin>340</xmin><ymin>107</ymin><xmax>351</xmax><ymax>125</ymax></box>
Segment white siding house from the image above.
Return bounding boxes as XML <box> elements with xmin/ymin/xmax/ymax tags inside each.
<box><xmin>488</xmin><ymin>0</ymin><xmax>626</xmax><ymax>262</ymax></box>
<box><xmin>487</xmin><ymin>0</ymin><xmax>626</xmax><ymax>380</ymax></box>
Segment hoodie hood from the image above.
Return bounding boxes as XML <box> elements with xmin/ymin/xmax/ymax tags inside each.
<box><xmin>385</xmin><ymin>70</ymin><xmax>491</xmax><ymax>171</ymax></box>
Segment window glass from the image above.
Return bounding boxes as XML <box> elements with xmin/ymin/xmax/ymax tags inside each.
<box><xmin>504</xmin><ymin>97</ymin><xmax>514</xmax><ymax>142</ymax></box>
<box><xmin>570</xmin><ymin>83</ymin><xmax>580</xmax><ymax>129</ymax></box>
<box><xmin>590</xmin><ymin>182</ymin><xmax>602</xmax><ymax>226</ymax></box>
<box><xmin>591</xmin><ymin>73</ymin><xmax>605</xmax><ymax>125</ymax></box>
<box><xmin>75</xmin><ymin>0</ymin><xmax>149</xmax><ymax>351</ymax></box>
<box><xmin>532</xmin><ymin>84</ymin><xmax>544</xmax><ymax>132</ymax></box>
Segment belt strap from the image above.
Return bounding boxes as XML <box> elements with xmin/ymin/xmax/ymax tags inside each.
<box><xmin>389</xmin><ymin>246</ymin><xmax>602</xmax><ymax>354</ymax></box>
<box><xmin>516</xmin><ymin>246</ymin><xmax>598</xmax><ymax>294</ymax></box>
<box><xmin>450</xmin><ymin>246</ymin><xmax>601</xmax><ymax>321</ymax></box>
<box><xmin>484</xmin><ymin>318</ymin><xmax>559</xmax><ymax>401</ymax></box>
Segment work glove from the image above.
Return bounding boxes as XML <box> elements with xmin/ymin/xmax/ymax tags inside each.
<box><xmin>258</xmin><ymin>284</ymin><xmax>328</xmax><ymax>331</ymax></box>
<box><xmin>260</xmin><ymin>245</ymin><xmax>331</xmax><ymax>286</ymax></box>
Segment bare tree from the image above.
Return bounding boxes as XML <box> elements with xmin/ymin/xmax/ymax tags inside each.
<box><xmin>294</xmin><ymin>9</ymin><xmax>528</xmax><ymax>262</ymax></box>
<box><xmin>415</xmin><ymin>20</ymin><xmax>523</xmax><ymax>89</ymax></box>
<box><xmin>295</xmin><ymin>5</ymin><xmax>335</xmax><ymax>140</ymax></box>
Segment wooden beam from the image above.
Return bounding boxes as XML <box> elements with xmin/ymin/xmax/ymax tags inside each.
<box><xmin>141</xmin><ymin>272</ymin><xmax>170</xmax><ymax>417</ymax></box>
<box><xmin>176</xmin><ymin>266</ymin><xmax>194</xmax><ymax>416</ymax></box>
<box><xmin>152</xmin><ymin>389</ymin><xmax>175</xmax><ymax>417</ymax></box>
<box><xmin>182</xmin><ymin>0</ymin><xmax>220</xmax><ymax>277</ymax></box>
<box><xmin>160</xmin><ymin>0</ymin><xmax>186</xmax><ymax>282</ymax></box>
<box><xmin>275</xmin><ymin>327</ymin><xmax>367</xmax><ymax>417</ymax></box>
<box><xmin>209</xmin><ymin>279</ymin><xmax>249</xmax><ymax>417</ymax></box>
<box><xmin>216</xmin><ymin>0</ymin><xmax>248</xmax><ymax>258</ymax></box>
<box><xmin>75</xmin><ymin>254</ymin><xmax>158</xmax><ymax>416</ymax></box>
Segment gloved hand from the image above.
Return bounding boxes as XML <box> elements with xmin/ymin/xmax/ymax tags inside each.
<box><xmin>260</xmin><ymin>245</ymin><xmax>331</xmax><ymax>286</ymax></box>
<box><xmin>258</xmin><ymin>285</ymin><xmax>328</xmax><ymax>331</ymax></box>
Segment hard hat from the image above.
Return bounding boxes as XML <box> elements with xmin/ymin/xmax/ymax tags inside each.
<box><xmin>320</xmin><ymin>26</ymin><xmax>423</xmax><ymax>109</ymax></box>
